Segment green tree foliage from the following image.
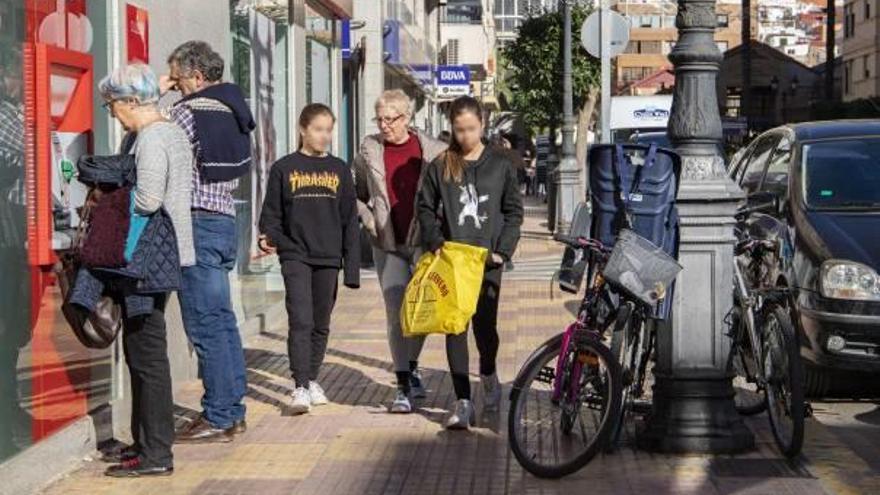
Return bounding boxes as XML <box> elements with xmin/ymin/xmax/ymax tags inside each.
<box><xmin>500</xmin><ymin>2</ymin><xmax>600</xmax><ymax>133</ymax></box>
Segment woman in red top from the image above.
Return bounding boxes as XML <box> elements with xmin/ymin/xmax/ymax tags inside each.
<box><xmin>353</xmin><ymin>90</ymin><xmax>447</xmax><ymax>414</ymax></box>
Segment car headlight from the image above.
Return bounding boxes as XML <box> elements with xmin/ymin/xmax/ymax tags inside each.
<box><xmin>821</xmin><ymin>260</ymin><xmax>880</xmax><ymax>301</ymax></box>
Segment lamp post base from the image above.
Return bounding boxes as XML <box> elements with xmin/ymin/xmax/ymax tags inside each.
<box><xmin>639</xmin><ymin>370</ymin><xmax>754</xmax><ymax>454</ymax></box>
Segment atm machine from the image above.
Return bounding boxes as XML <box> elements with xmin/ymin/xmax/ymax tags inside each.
<box><xmin>25</xmin><ymin>43</ymin><xmax>92</xmax><ymax>314</ymax></box>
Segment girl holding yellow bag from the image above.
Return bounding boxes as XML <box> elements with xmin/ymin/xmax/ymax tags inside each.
<box><xmin>416</xmin><ymin>96</ymin><xmax>523</xmax><ymax>429</ymax></box>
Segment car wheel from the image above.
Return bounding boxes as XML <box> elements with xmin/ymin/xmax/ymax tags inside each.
<box><xmin>803</xmin><ymin>362</ymin><xmax>831</xmax><ymax>398</ymax></box>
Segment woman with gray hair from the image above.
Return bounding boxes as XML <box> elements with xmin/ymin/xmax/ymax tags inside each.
<box><xmin>353</xmin><ymin>89</ymin><xmax>447</xmax><ymax>414</ymax></box>
<box><xmin>98</xmin><ymin>63</ymin><xmax>193</xmax><ymax>478</ymax></box>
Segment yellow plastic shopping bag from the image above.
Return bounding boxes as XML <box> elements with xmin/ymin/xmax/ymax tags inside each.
<box><xmin>401</xmin><ymin>242</ymin><xmax>489</xmax><ymax>337</ymax></box>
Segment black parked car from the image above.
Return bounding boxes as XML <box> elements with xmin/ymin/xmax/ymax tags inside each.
<box><xmin>729</xmin><ymin>120</ymin><xmax>880</xmax><ymax>396</ymax></box>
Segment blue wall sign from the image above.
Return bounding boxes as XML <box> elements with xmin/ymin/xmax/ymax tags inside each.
<box><xmin>342</xmin><ymin>20</ymin><xmax>351</xmax><ymax>60</ymax></box>
<box><xmin>436</xmin><ymin>66</ymin><xmax>471</xmax><ymax>86</ymax></box>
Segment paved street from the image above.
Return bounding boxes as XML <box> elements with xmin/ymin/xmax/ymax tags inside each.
<box><xmin>40</xmin><ymin>202</ymin><xmax>880</xmax><ymax>495</ymax></box>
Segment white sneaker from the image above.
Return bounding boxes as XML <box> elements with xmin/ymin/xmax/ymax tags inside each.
<box><xmin>481</xmin><ymin>373</ymin><xmax>502</xmax><ymax>412</ymax></box>
<box><xmin>309</xmin><ymin>381</ymin><xmax>328</xmax><ymax>406</ymax></box>
<box><xmin>445</xmin><ymin>399</ymin><xmax>476</xmax><ymax>430</ymax></box>
<box><xmin>390</xmin><ymin>390</ymin><xmax>413</xmax><ymax>414</ymax></box>
<box><xmin>290</xmin><ymin>387</ymin><xmax>311</xmax><ymax>414</ymax></box>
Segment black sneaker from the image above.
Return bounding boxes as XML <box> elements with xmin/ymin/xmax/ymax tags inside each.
<box><xmin>104</xmin><ymin>458</ymin><xmax>173</xmax><ymax>478</ymax></box>
<box><xmin>101</xmin><ymin>445</ymin><xmax>138</xmax><ymax>463</ymax></box>
<box><xmin>410</xmin><ymin>369</ymin><xmax>427</xmax><ymax>399</ymax></box>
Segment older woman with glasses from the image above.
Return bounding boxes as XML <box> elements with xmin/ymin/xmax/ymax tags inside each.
<box><xmin>353</xmin><ymin>90</ymin><xmax>446</xmax><ymax>414</ymax></box>
<box><xmin>98</xmin><ymin>64</ymin><xmax>194</xmax><ymax>478</ymax></box>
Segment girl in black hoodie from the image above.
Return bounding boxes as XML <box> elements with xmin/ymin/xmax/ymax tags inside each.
<box><xmin>417</xmin><ymin>96</ymin><xmax>524</xmax><ymax>429</ymax></box>
<box><xmin>259</xmin><ymin>104</ymin><xmax>360</xmax><ymax>415</ymax></box>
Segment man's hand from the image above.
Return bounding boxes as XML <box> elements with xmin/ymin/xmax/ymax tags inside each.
<box><xmin>159</xmin><ymin>74</ymin><xmax>176</xmax><ymax>96</ymax></box>
<box><xmin>258</xmin><ymin>234</ymin><xmax>276</xmax><ymax>255</ymax></box>
<box><xmin>491</xmin><ymin>253</ymin><xmax>505</xmax><ymax>266</ymax></box>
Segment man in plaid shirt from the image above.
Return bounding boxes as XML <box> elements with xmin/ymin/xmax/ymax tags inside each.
<box><xmin>161</xmin><ymin>41</ymin><xmax>253</xmax><ymax>444</ymax></box>
<box><xmin>166</xmin><ymin>103</ymin><xmax>238</xmax><ymax>216</ymax></box>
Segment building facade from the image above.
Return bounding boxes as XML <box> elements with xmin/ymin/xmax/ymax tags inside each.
<box><xmin>615</xmin><ymin>0</ymin><xmax>744</xmax><ymax>94</ymax></box>
<box><xmin>756</xmin><ymin>0</ymin><xmax>840</xmax><ymax>68</ymax></box>
<box><xmin>842</xmin><ymin>0</ymin><xmax>879</xmax><ymax>100</ymax></box>
<box><xmin>718</xmin><ymin>40</ymin><xmax>822</xmax><ymax>130</ymax></box>
<box><xmin>439</xmin><ymin>0</ymin><xmax>497</xmax><ymax>112</ymax></box>
<box><xmin>493</xmin><ymin>0</ymin><xmax>556</xmax><ymax>47</ymax></box>
<box><xmin>352</xmin><ymin>0</ymin><xmax>442</xmax><ymax>141</ymax></box>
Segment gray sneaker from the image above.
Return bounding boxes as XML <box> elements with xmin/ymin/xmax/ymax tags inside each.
<box><xmin>410</xmin><ymin>369</ymin><xmax>427</xmax><ymax>399</ymax></box>
<box><xmin>481</xmin><ymin>373</ymin><xmax>502</xmax><ymax>412</ymax></box>
<box><xmin>390</xmin><ymin>390</ymin><xmax>413</xmax><ymax>414</ymax></box>
<box><xmin>445</xmin><ymin>399</ymin><xmax>476</xmax><ymax>430</ymax></box>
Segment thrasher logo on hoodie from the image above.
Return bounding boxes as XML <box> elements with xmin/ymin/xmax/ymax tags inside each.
<box><xmin>289</xmin><ymin>170</ymin><xmax>341</xmax><ymax>198</ymax></box>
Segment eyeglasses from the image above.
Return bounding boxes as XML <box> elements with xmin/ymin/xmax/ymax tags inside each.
<box><xmin>372</xmin><ymin>114</ymin><xmax>404</xmax><ymax>126</ymax></box>
<box><xmin>102</xmin><ymin>98</ymin><xmax>141</xmax><ymax>112</ymax></box>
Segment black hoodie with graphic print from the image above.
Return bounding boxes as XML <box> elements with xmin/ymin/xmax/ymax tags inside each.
<box><xmin>417</xmin><ymin>145</ymin><xmax>523</xmax><ymax>264</ymax></box>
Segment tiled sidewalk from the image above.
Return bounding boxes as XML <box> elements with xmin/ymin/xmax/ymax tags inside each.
<box><xmin>40</xmin><ymin>202</ymin><xmax>880</xmax><ymax>495</ymax></box>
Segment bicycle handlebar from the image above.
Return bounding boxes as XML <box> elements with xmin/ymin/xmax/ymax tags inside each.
<box><xmin>734</xmin><ymin>237</ymin><xmax>778</xmax><ymax>256</ymax></box>
<box><xmin>553</xmin><ymin>233</ymin><xmax>581</xmax><ymax>248</ymax></box>
<box><xmin>553</xmin><ymin>234</ymin><xmax>610</xmax><ymax>255</ymax></box>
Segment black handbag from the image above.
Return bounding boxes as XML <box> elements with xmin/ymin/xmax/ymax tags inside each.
<box><xmin>558</xmin><ymin>201</ymin><xmax>592</xmax><ymax>293</ymax></box>
<box><xmin>58</xmin><ymin>191</ymin><xmax>123</xmax><ymax>349</ymax></box>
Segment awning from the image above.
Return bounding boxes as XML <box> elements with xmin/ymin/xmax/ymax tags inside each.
<box><xmin>247</xmin><ymin>0</ymin><xmax>353</xmax><ymax>21</ymax></box>
<box><xmin>309</xmin><ymin>0</ymin><xmax>352</xmax><ymax>19</ymax></box>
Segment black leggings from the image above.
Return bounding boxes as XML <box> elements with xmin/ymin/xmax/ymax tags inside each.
<box><xmin>448</xmin><ymin>266</ymin><xmax>502</xmax><ymax>400</ymax></box>
<box><xmin>281</xmin><ymin>260</ymin><xmax>339</xmax><ymax>389</ymax></box>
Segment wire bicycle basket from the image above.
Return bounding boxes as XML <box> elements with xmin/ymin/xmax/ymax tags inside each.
<box><xmin>603</xmin><ymin>229</ymin><xmax>682</xmax><ymax>307</ymax></box>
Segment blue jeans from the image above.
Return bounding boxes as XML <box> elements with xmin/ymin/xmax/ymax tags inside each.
<box><xmin>178</xmin><ymin>213</ymin><xmax>247</xmax><ymax>429</ymax></box>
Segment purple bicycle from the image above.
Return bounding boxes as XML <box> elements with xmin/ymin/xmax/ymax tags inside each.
<box><xmin>507</xmin><ymin>234</ymin><xmax>623</xmax><ymax>479</ymax></box>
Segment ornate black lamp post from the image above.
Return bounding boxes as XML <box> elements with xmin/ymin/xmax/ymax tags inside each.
<box><xmin>639</xmin><ymin>0</ymin><xmax>754</xmax><ymax>454</ymax></box>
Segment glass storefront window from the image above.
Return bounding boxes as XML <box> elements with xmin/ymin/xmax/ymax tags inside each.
<box><xmin>386</xmin><ymin>0</ymin><xmax>415</xmax><ymax>25</ymax></box>
<box><xmin>231</xmin><ymin>1</ymin><xmax>251</xmax><ymax>97</ymax></box>
<box><xmin>306</xmin><ymin>5</ymin><xmax>334</xmax><ymax>107</ymax></box>
<box><xmin>0</xmin><ymin>0</ymin><xmax>31</xmax><ymax>462</ymax></box>
<box><xmin>274</xmin><ymin>23</ymin><xmax>289</xmax><ymax>158</ymax></box>
<box><xmin>229</xmin><ymin>0</ymin><xmax>289</xmax><ymax>321</ymax></box>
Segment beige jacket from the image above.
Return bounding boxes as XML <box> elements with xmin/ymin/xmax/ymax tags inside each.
<box><xmin>353</xmin><ymin>131</ymin><xmax>447</xmax><ymax>252</ymax></box>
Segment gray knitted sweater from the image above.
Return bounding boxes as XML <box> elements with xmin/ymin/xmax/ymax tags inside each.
<box><xmin>134</xmin><ymin>121</ymin><xmax>195</xmax><ymax>266</ymax></box>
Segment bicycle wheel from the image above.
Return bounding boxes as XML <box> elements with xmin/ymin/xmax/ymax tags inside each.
<box><xmin>727</xmin><ymin>306</ymin><xmax>766</xmax><ymax>416</ymax></box>
<box><xmin>763</xmin><ymin>305</ymin><xmax>805</xmax><ymax>458</ymax></box>
<box><xmin>508</xmin><ymin>332</ymin><xmax>622</xmax><ymax>479</ymax></box>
